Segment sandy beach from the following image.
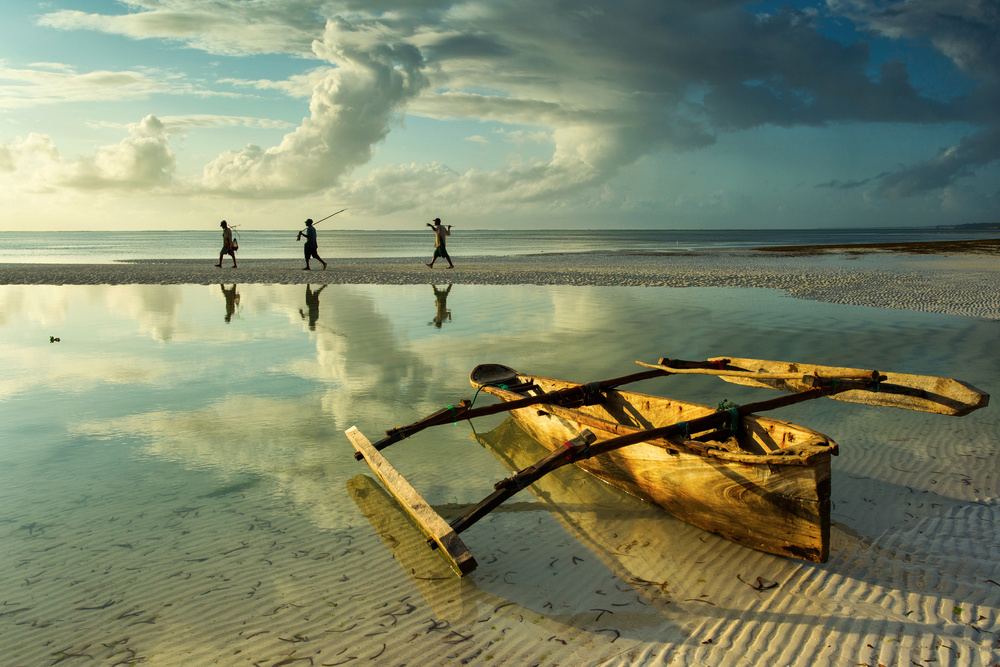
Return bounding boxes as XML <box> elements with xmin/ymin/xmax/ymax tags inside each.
<box><xmin>1</xmin><ymin>241</ymin><xmax>998</xmax><ymax>666</ymax></box>
<box><xmin>2</xmin><ymin>240</ymin><xmax>1000</xmax><ymax>320</ymax></box>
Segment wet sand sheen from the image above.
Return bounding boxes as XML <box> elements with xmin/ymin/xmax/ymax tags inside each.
<box><xmin>0</xmin><ymin>262</ymin><xmax>998</xmax><ymax>665</ymax></box>
<box><xmin>3</xmin><ymin>240</ymin><xmax>1000</xmax><ymax>320</ymax></box>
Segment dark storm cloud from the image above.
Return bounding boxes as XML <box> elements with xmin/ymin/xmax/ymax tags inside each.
<box><xmin>830</xmin><ymin>0</ymin><xmax>1000</xmax><ymax>197</ymax></box>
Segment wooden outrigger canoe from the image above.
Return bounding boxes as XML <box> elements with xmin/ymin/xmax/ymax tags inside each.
<box><xmin>347</xmin><ymin>356</ymin><xmax>988</xmax><ymax>576</ymax></box>
<box><xmin>470</xmin><ymin>363</ymin><xmax>839</xmax><ymax>562</ymax></box>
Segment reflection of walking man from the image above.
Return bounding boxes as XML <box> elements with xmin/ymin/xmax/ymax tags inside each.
<box><xmin>299</xmin><ymin>284</ymin><xmax>327</xmax><ymax>330</ymax></box>
<box><xmin>216</xmin><ymin>220</ymin><xmax>237</xmax><ymax>268</ymax></box>
<box><xmin>221</xmin><ymin>284</ymin><xmax>240</xmax><ymax>322</ymax></box>
<box><xmin>426</xmin><ymin>218</ymin><xmax>454</xmax><ymax>269</ymax></box>
<box><xmin>429</xmin><ymin>284</ymin><xmax>452</xmax><ymax>328</ymax></box>
<box><xmin>297</xmin><ymin>219</ymin><xmax>327</xmax><ymax>271</ymax></box>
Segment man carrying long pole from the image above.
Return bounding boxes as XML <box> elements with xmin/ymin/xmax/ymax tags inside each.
<box><xmin>296</xmin><ymin>208</ymin><xmax>346</xmax><ymax>271</ymax></box>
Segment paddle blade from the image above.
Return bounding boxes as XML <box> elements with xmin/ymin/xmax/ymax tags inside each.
<box><xmin>711</xmin><ymin>357</ymin><xmax>989</xmax><ymax>416</ymax></box>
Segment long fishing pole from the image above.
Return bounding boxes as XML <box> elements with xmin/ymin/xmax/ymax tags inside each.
<box><xmin>313</xmin><ymin>208</ymin><xmax>347</xmax><ymax>226</ymax></box>
<box><xmin>298</xmin><ymin>209</ymin><xmax>346</xmax><ymax>237</ymax></box>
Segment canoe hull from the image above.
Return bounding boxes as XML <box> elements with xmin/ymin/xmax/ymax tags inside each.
<box><xmin>474</xmin><ymin>366</ymin><xmax>836</xmax><ymax>562</ymax></box>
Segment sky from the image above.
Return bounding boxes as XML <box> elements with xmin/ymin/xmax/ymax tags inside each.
<box><xmin>0</xmin><ymin>0</ymin><xmax>998</xmax><ymax>231</ymax></box>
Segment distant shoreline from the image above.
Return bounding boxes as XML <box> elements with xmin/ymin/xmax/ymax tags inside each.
<box><xmin>2</xmin><ymin>240</ymin><xmax>999</xmax><ymax>320</ymax></box>
<box><xmin>750</xmin><ymin>237</ymin><xmax>1000</xmax><ymax>256</ymax></box>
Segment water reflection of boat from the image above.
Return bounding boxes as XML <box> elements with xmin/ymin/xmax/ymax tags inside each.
<box><xmin>471</xmin><ymin>364</ymin><xmax>838</xmax><ymax>563</ymax></box>
<box><xmin>471</xmin><ymin>417</ymin><xmax>701</xmax><ymax>603</ymax></box>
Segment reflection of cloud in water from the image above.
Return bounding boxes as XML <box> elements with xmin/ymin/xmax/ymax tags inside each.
<box><xmin>102</xmin><ymin>285</ymin><xmax>192</xmax><ymax>342</ymax></box>
<box><xmin>0</xmin><ymin>342</ymin><xmax>166</xmax><ymax>400</ymax></box>
<box><xmin>282</xmin><ymin>285</ymin><xmax>643</xmax><ymax>434</ymax></box>
<box><xmin>0</xmin><ymin>285</ymin><xmax>73</xmax><ymax>326</ymax></box>
<box><xmin>278</xmin><ymin>286</ymin><xmax>442</xmax><ymax>430</ymax></box>
<box><xmin>71</xmin><ymin>395</ymin><xmax>359</xmax><ymax>531</ymax></box>
<box><xmin>0</xmin><ymin>284</ymin><xmax>246</xmax><ymax>342</ymax></box>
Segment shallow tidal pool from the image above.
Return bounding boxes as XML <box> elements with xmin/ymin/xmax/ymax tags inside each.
<box><xmin>1</xmin><ymin>283</ymin><xmax>998</xmax><ymax>666</ymax></box>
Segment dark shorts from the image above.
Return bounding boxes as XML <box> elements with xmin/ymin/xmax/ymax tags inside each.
<box><xmin>304</xmin><ymin>241</ymin><xmax>320</xmax><ymax>259</ymax></box>
<box><xmin>221</xmin><ymin>245</ymin><xmax>235</xmax><ymax>256</ymax></box>
<box><xmin>434</xmin><ymin>246</ymin><xmax>450</xmax><ymax>260</ymax></box>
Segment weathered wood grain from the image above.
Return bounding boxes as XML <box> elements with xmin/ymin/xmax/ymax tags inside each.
<box><xmin>346</xmin><ymin>426</ymin><xmax>477</xmax><ymax>576</ymax></box>
<box><xmin>711</xmin><ymin>357</ymin><xmax>989</xmax><ymax>416</ymax></box>
<box><xmin>472</xmin><ymin>367</ymin><xmax>835</xmax><ymax>562</ymax></box>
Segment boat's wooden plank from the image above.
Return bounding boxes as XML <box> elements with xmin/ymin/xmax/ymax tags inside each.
<box><xmin>507</xmin><ymin>403</ymin><xmax>831</xmax><ymax>562</ymax></box>
<box><xmin>637</xmin><ymin>360</ymin><xmax>877</xmax><ymax>381</ymax></box>
<box><xmin>711</xmin><ymin>357</ymin><xmax>989</xmax><ymax>416</ymax></box>
<box><xmin>479</xmin><ymin>372</ymin><xmax>836</xmax><ymax>562</ymax></box>
<box><xmin>346</xmin><ymin>426</ymin><xmax>477</xmax><ymax>576</ymax></box>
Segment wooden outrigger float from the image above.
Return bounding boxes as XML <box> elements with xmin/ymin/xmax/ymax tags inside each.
<box><xmin>346</xmin><ymin>357</ymin><xmax>988</xmax><ymax>576</ymax></box>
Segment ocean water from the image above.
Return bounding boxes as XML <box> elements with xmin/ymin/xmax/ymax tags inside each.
<box><xmin>0</xmin><ymin>227</ymin><xmax>993</xmax><ymax>263</ymax></box>
<box><xmin>1</xmin><ymin>283</ymin><xmax>998</xmax><ymax>665</ymax></box>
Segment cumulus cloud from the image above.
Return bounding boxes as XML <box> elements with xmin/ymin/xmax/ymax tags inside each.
<box><xmin>21</xmin><ymin>0</ymin><xmax>1000</xmax><ymax>208</ymax></box>
<box><xmin>62</xmin><ymin>115</ymin><xmax>176</xmax><ymax>190</ymax></box>
<box><xmin>1</xmin><ymin>115</ymin><xmax>176</xmax><ymax>191</ymax></box>
<box><xmin>199</xmin><ymin>17</ymin><xmax>428</xmax><ymax>197</ymax></box>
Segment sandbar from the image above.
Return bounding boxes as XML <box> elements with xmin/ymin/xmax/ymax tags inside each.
<box><xmin>2</xmin><ymin>239</ymin><xmax>999</xmax><ymax>319</ymax></box>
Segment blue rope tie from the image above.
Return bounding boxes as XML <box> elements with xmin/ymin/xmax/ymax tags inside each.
<box><xmin>728</xmin><ymin>408</ymin><xmax>740</xmax><ymax>434</ymax></box>
<box><xmin>677</xmin><ymin>421</ymin><xmax>690</xmax><ymax>439</ymax></box>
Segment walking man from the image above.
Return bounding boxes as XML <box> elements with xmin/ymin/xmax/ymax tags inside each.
<box><xmin>297</xmin><ymin>219</ymin><xmax>327</xmax><ymax>270</ymax></box>
<box><xmin>216</xmin><ymin>220</ymin><xmax>237</xmax><ymax>268</ymax></box>
<box><xmin>426</xmin><ymin>218</ymin><xmax>454</xmax><ymax>269</ymax></box>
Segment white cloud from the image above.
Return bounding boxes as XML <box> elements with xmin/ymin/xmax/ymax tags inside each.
<box><xmin>1</xmin><ymin>115</ymin><xmax>176</xmax><ymax>192</ymax></box>
<box><xmin>219</xmin><ymin>67</ymin><xmax>334</xmax><ymax>98</ymax></box>
<box><xmin>11</xmin><ymin>0</ymin><xmax>1000</xmax><ymax>216</ymax></box>
<box><xmin>63</xmin><ymin>115</ymin><xmax>177</xmax><ymax>190</ymax></box>
<box><xmin>198</xmin><ymin>17</ymin><xmax>429</xmax><ymax>197</ymax></box>
<box><xmin>0</xmin><ymin>63</ymin><xmax>170</xmax><ymax>109</ymax></box>
<box><xmin>37</xmin><ymin>0</ymin><xmax>327</xmax><ymax>57</ymax></box>
<box><xmin>158</xmin><ymin>115</ymin><xmax>296</xmax><ymax>131</ymax></box>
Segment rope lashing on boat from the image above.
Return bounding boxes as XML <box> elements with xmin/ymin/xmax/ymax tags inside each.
<box><xmin>446</xmin><ymin>405</ymin><xmax>458</xmax><ymax>424</ymax></box>
<box><xmin>712</xmin><ymin>359</ymin><xmax>725</xmax><ymax>370</ymax></box>
<box><xmin>581</xmin><ymin>381</ymin><xmax>604</xmax><ymax>405</ymax></box>
<box><xmin>677</xmin><ymin>421</ymin><xmax>690</xmax><ymax>439</ymax></box>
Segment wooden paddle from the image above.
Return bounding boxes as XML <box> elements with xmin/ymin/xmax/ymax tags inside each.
<box><xmin>352</xmin><ymin>363</ymin><xmax>712</xmax><ymax>460</ymax></box>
